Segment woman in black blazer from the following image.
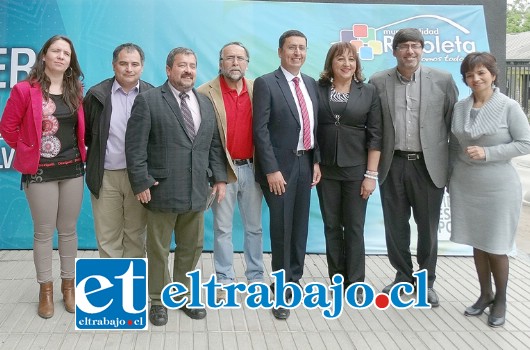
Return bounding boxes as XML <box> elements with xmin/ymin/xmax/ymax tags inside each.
<box><xmin>316</xmin><ymin>42</ymin><xmax>382</xmax><ymax>297</ymax></box>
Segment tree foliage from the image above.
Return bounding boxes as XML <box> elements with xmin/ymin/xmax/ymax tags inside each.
<box><xmin>507</xmin><ymin>0</ymin><xmax>530</xmax><ymax>33</ymax></box>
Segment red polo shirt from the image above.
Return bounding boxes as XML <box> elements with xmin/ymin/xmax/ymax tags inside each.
<box><xmin>220</xmin><ymin>75</ymin><xmax>253</xmax><ymax>159</ymax></box>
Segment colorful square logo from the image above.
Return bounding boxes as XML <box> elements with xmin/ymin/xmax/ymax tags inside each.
<box><xmin>339</xmin><ymin>23</ymin><xmax>383</xmax><ymax>61</ymax></box>
<box><xmin>75</xmin><ymin>258</ymin><xmax>148</xmax><ymax>330</ymax></box>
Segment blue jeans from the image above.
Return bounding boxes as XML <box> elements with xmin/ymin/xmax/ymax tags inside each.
<box><xmin>212</xmin><ymin>161</ymin><xmax>264</xmax><ymax>283</ymax></box>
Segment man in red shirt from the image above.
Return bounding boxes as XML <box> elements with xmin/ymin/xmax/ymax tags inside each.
<box><xmin>198</xmin><ymin>42</ymin><xmax>264</xmax><ymax>301</ymax></box>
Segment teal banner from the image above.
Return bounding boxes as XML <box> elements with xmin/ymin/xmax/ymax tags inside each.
<box><xmin>0</xmin><ymin>0</ymin><xmax>486</xmax><ymax>254</ymax></box>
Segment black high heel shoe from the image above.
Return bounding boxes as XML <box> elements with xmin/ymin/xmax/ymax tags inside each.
<box><xmin>464</xmin><ymin>301</ymin><xmax>494</xmax><ymax>316</ymax></box>
<box><xmin>488</xmin><ymin>314</ymin><xmax>505</xmax><ymax>327</ymax></box>
<box><xmin>488</xmin><ymin>304</ymin><xmax>506</xmax><ymax>328</ymax></box>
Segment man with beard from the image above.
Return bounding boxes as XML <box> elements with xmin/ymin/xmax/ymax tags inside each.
<box><xmin>369</xmin><ymin>28</ymin><xmax>458</xmax><ymax>306</ymax></box>
<box><xmin>198</xmin><ymin>42</ymin><xmax>264</xmax><ymax>302</ymax></box>
<box><xmin>126</xmin><ymin>47</ymin><xmax>227</xmax><ymax>325</ymax></box>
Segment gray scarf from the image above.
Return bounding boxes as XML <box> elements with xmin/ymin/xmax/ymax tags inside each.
<box><xmin>452</xmin><ymin>87</ymin><xmax>508</xmax><ymax>140</ymax></box>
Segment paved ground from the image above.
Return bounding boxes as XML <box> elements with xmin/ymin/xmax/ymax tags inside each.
<box><xmin>0</xmin><ymin>158</ymin><xmax>528</xmax><ymax>349</ymax></box>
<box><xmin>0</xmin><ymin>250</ymin><xmax>530</xmax><ymax>349</ymax></box>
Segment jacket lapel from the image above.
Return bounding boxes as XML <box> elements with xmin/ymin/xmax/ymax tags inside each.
<box><xmin>194</xmin><ymin>89</ymin><xmax>209</xmax><ymax>140</ymax></box>
<box><xmin>275</xmin><ymin>69</ymin><xmax>301</xmax><ymax>126</ymax></box>
<box><xmin>419</xmin><ymin>67</ymin><xmax>432</xmax><ymax>125</ymax></box>
<box><xmin>208</xmin><ymin>77</ymin><xmax>228</xmax><ymax>140</ymax></box>
<box><xmin>161</xmin><ymin>81</ymin><xmax>194</xmax><ymax>142</ymax></box>
<box><xmin>30</xmin><ymin>85</ymin><xmax>43</xmax><ymax>138</ymax></box>
<box><xmin>344</xmin><ymin>81</ymin><xmax>363</xmax><ymax>115</ymax></box>
<box><xmin>385</xmin><ymin>71</ymin><xmax>396</xmax><ymax>125</ymax></box>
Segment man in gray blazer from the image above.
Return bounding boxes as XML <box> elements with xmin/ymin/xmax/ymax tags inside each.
<box><xmin>126</xmin><ymin>47</ymin><xmax>227</xmax><ymax>326</ymax></box>
<box><xmin>369</xmin><ymin>28</ymin><xmax>458</xmax><ymax>306</ymax></box>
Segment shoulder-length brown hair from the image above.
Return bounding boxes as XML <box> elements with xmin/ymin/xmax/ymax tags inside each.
<box><xmin>319</xmin><ymin>42</ymin><xmax>364</xmax><ymax>86</ymax></box>
<box><xmin>27</xmin><ymin>35</ymin><xmax>84</xmax><ymax>112</ymax></box>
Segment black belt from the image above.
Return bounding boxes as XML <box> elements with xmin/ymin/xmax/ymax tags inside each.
<box><xmin>233</xmin><ymin>158</ymin><xmax>253</xmax><ymax>166</ymax></box>
<box><xmin>293</xmin><ymin>149</ymin><xmax>311</xmax><ymax>156</ymax></box>
<box><xmin>394</xmin><ymin>150</ymin><xmax>423</xmax><ymax>160</ymax></box>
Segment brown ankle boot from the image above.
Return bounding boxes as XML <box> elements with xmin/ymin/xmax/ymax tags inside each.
<box><xmin>38</xmin><ymin>282</ymin><xmax>54</xmax><ymax>318</ymax></box>
<box><xmin>61</xmin><ymin>278</ymin><xmax>75</xmax><ymax>313</ymax></box>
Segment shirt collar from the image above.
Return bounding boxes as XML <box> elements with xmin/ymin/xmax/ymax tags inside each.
<box><xmin>396</xmin><ymin>65</ymin><xmax>421</xmax><ymax>84</ymax></box>
<box><xmin>219</xmin><ymin>75</ymin><xmax>247</xmax><ymax>94</ymax></box>
<box><xmin>280</xmin><ymin>66</ymin><xmax>302</xmax><ymax>83</ymax></box>
<box><xmin>168</xmin><ymin>81</ymin><xmax>192</xmax><ymax>101</ymax></box>
<box><xmin>112</xmin><ymin>79</ymin><xmax>140</xmax><ymax>94</ymax></box>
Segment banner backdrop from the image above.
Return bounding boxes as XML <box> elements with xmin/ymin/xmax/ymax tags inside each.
<box><xmin>0</xmin><ymin>0</ymin><xmax>486</xmax><ymax>254</ymax></box>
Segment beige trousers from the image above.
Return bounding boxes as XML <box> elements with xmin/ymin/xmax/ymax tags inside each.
<box><xmin>91</xmin><ymin>169</ymin><xmax>147</xmax><ymax>258</ymax></box>
<box><xmin>24</xmin><ymin>176</ymin><xmax>83</xmax><ymax>283</ymax></box>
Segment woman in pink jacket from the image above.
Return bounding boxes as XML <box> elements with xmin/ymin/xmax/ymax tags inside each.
<box><xmin>0</xmin><ymin>35</ymin><xmax>86</xmax><ymax>319</ymax></box>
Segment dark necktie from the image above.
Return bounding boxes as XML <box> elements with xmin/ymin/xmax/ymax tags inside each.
<box><xmin>179</xmin><ymin>92</ymin><xmax>196</xmax><ymax>141</ymax></box>
<box><xmin>293</xmin><ymin>77</ymin><xmax>311</xmax><ymax>150</ymax></box>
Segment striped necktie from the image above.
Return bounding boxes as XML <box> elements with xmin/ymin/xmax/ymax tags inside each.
<box><xmin>293</xmin><ymin>77</ymin><xmax>311</xmax><ymax>150</ymax></box>
<box><xmin>179</xmin><ymin>92</ymin><xmax>196</xmax><ymax>141</ymax></box>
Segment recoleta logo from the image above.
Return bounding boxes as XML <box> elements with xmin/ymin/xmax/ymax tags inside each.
<box><xmin>161</xmin><ymin>269</ymin><xmax>431</xmax><ymax>319</ymax></box>
<box><xmin>75</xmin><ymin>259</ymin><xmax>148</xmax><ymax>330</ymax></box>
<box><xmin>339</xmin><ymin>15</ymin><xmax>476</xmax><ymax>61</ymax></box>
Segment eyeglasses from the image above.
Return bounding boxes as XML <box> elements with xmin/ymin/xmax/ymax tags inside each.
<box><xmin>221</xmin><ymin>56</ymin><xmax>248</xmax><ymax>63</ymax></box>
<box><xmin>396</xmin><ymin>44</ymin><xmax>423</xmax><ymax>52</ymax></box>
<box><xmin>286</xmin><ymin>45</ymin><xmax>307</xmax><ymax>53</ymax></box>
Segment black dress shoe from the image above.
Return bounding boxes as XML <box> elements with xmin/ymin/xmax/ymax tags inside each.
<box><xmin>382</xmin><ymin>282</ymin><xmax>408</xmax><ymax>295</ymax></box>
<box><xmin>427</xmin><ymin>288</ymin><xmax>439</xmax><ymax>307</ymax></box>
<box><xmin>182</xmin><ymin>305</ymin><xmax>207</xmax><ymax>320</ymax></box>
<box><xmin>382</xmin><ymin>283</ymin><xmax>393</xmax><ymax>294</ymax></box>
<box><xmin>488</xmin><ymin>314</ymin><xmax>506</xmax><ymax>328</ymax></box>
<box><xmin>149</xmin><ymin>305</ymin><xmax>168</xmax><ymax>326</ymax></box>
<box><xmin>271</xmin><ymin>282</ymin><xmax>300</xmax><ymax>301</ymax></box>
<box><xmin>464</xmin><ymin>301</ymin><xmax>493</xmax><ymax>317</ymax></box>
<box><xmin>272</xmin><ymin>307</ymin><xmax>290</xmax><ymax>320</ymax></box>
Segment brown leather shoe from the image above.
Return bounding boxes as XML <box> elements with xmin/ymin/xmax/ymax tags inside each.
<box><xmin>38</xmin><ymin>282</ymin><xmax>54</xmax><ymax>319</ymax></box>
<box><xmin>61</xmin><ymin>279</ymin><xmax>75</xmax><ymax>313</ymax></box>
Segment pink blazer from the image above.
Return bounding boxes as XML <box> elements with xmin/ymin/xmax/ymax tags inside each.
<box><xmin>0</xmin><ymin>81</ymin><xmax>86</xmax><ymax>175</ymax></box>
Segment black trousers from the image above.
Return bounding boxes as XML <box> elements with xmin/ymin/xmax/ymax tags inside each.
<box><xmin>261</xmin><ymin>153</ymin><xmax>312</xmax><ymax>283</ymax></box>
<box><xmin>380</xmin><ymin>155</ymin><xmax>444</xmax><ymax>287</ymax></box>
<box><xmin>316</xmin><ymin>177</ymin><xmax>367</xmax><ymax>286</ymax></box>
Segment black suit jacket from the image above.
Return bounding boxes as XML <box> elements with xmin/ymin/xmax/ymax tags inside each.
<box><xmin>316</xmin><ymin>81</ymin><xmax>382</xmax><ymax>168</ymax></box>
<box><xmin>253</xmin><ymin>67</ymin><xmax>320</xmax><ymax>185</ymax></box>
<box><xmin>125</xmin><ymin>81</ymin><xmax>227</xmax><ymax>213</ymax></box>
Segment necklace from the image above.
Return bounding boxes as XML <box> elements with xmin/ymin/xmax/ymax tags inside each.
<box><xmin>330</xmin><ymin>86</ymin><xmax>349</xmax><ymax>125</ymax></box>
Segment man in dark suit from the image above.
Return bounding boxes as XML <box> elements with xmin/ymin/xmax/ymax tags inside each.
<box><xmin>369</xmin><ymin>28</ymin><xmax>458</xmax><ymax>306</ymax></box>
<box><xmin>253</xmin><ymin>30</ymin><xmax>321</xmax><ymax>320</ymax></box>
<box><xmin>125</xmin><ymin>47</ymin><xmax>227</xmax><ymax>326</ymax></box>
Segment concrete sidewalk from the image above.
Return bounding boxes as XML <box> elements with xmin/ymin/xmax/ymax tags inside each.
<box><xmin>0</xmin><ymin>250</ymin><xmax>530</xmax><ymax>349</ymax></box>
<box><xmin>0</xmin><ymin>157</ymin><xmax>528</xmax><ymax>349</ymax></box>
